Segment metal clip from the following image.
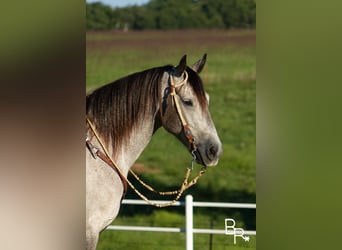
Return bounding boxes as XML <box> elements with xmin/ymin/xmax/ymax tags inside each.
<box><xmin>189</xmin><ymin>149</ymin><xmax>197</xmax><ymax>170</ymax></box>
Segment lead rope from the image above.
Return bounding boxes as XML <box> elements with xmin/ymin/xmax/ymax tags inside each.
<box><xmin>129</xmin><ymin>150</ymin><xmax>205</xmax><ymax>196</ymax></box>
<box><xmin>86</xmin><ymin>115</ymin><xmax>206</xmax><ymax>208</ymax></box>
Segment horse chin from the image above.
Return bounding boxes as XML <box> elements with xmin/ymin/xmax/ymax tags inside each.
<box><xmin>205</xmin><ymin>159</ymin><xmax>219</xmax><ymax>167</ymax></box>
<box><xmin>194</xmin><ymin>150</ymin><xmax>205</xmax><ymax>166</ymax></box>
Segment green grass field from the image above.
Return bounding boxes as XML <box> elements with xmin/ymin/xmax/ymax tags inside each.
<box><xmin>86</xmin><ymin>29</ymin><xmax>255</xmax><ymax>249</ymax></box>
<box><xmin>98</xmin><ymin>231</ymin><xmax>256</xmax><ymax>250</ymax></box>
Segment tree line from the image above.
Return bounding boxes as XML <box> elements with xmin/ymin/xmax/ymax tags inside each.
<box><xmin>86</xmin><ymin>0</ymin><xmax>256</xmax><ymax>30</ymax></box>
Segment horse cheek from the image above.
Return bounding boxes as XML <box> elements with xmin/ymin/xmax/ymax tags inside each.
<box><xmin>162</xmin><ymin>105</ymin><xmax>182</xmax><ymax>134</ymax></box>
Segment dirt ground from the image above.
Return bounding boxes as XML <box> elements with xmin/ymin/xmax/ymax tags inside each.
<box><xmin>86</xmin><ymin>29</ymin><xmax>255</xmax><ymax>50</ymax></box>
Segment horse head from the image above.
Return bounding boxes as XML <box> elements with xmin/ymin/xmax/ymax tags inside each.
<box><xmin>160</xmin><ymin>54</ymin><xmax>222</xmax><ymax>167</ymax></box>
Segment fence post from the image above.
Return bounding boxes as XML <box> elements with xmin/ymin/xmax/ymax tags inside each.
<box><xmin>185</xmin><ymin>195</ymin><xmax>193</xmax><ymax>250</ymax></box>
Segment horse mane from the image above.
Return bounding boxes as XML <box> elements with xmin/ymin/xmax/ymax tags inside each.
<box><xmin>86</xmin><ymin>65</ymin><xmax>207</xmax><ymax>156</ymax></box>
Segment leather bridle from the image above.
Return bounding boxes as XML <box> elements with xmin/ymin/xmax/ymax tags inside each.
<box><xmin>165</xmin><ymin>70</ymin><xmax>198</xmax><ymax>156</ymax></box>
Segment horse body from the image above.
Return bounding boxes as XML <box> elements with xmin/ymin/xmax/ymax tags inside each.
<box><xmin>86</xmin><ymin>55</ymin><xmax>222</xmax><ymax>250</ymax></box>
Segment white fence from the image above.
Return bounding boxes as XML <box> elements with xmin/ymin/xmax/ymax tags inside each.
<box><xmin>106</xmin><ymin>195</ymin><xmax>256</xmax><ymax>250</ymax></box>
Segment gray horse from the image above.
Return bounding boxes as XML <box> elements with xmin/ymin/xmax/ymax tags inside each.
<box><xmin>86</xmin><ymin>55</ymin><xmax>222</xmax><ymax>250</ymax></box>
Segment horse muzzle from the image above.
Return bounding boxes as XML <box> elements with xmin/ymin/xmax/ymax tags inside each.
<box><xmin>194</xmin><ymin>140</ymin><xmax>222</xmax><ymax>167</ymax></box>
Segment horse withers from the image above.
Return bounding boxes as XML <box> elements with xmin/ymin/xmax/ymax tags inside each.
<box><xmin>86</xmin><ymin>55</ymin><xmax>222</xmax><ymax>250</ymax></box>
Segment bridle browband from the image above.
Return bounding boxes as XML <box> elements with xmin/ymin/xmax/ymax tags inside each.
<box><xmin>86</xmin><ymin>69</ymin><xmax>205</xmax><ymax>207</ymax></box>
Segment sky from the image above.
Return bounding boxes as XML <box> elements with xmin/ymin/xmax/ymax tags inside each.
<box><xmin>86</xmin><ymin>0</ymin><xmax>150</xmax><ymax>8</ymax></box>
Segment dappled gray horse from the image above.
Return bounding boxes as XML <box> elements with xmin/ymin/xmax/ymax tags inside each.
<box><xmin>86</xmin><ymin>55</ymin><xmax>222</xmax><ymax>250</ymax></box>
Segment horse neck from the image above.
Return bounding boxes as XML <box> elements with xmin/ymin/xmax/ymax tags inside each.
<box><xmin>114</xmin><ymin>118</ymin><xmax>157</xmax><ymax>176</ymax></box>
<box><xmin>113</xmin><ymin>77</ymin><xmax>168</xmax><ymax>176</ymax></box>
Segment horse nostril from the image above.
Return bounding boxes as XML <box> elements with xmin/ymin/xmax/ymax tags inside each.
<box><xmin>207</xmin><ymin>145</ymin><xmax>218</xmax><ymax>159</ymax></box>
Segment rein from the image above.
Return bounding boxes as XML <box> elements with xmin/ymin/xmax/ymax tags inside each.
<box><xmin>86</xmin><ymin>70</ymin><xmax>206</xmax><ymax>207</ymax></box>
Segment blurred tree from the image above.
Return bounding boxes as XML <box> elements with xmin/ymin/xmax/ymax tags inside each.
<box><xmin>86</xmin><ymin>0</ymin><xmax>256</xmax><ymax>30</ymax></box>
<box><xmin>211</xmin><ymin>0</ymin><xmax>256</xmax><ymax>28</ymax></box>
<box><xmin>86</xmin><ymin>2</ymin><xmax>113</xmax><ymax>30</ymax></box>
<box><xmin>132</xmin><ymin>7</ymin><xmax>157</xmax><ymax>30</ymax></box>
<box><xmin>201</xmin><ymin>2</ymin><xmax>225</xmax><ymax>28</ymax></box>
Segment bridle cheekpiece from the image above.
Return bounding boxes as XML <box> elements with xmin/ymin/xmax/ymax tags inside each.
<box><xmin>168</xmin><ymin>70</ymin><xmax>198</xmax><ymax>167</ymax></box>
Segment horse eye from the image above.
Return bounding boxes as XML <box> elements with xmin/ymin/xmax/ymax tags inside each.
<box><xmin>183</xmin><ymin>99</ymin><xmax>193</xmax><ymax>106</ymax></box>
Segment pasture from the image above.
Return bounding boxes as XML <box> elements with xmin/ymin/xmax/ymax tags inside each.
<box><xmin>86</xmin><ymin>29</ymin><xmax>255</xmax><ymax>249</ymax></box>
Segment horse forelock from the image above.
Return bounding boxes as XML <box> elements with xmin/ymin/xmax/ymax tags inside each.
<box><xmin>86</xmin><ymin>65</ymin><xmax>173</xmax><ymax>156</ymax></box>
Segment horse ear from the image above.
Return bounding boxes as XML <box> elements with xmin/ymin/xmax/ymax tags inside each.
<box><xmin>175</xmin><ymin>55</ymin><xmax>187</xmax><ymax>77</ymax></box>
<box><xmin>191</xmin><ymin>53</ymin><xmax>207</xmax><ymax>74</ymax></box>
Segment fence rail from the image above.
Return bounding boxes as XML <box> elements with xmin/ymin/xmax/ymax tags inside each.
<box><xmin>106</xmin><ymin>195</ymin><xmax>256</xmax><ymax>250</ymax></box>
